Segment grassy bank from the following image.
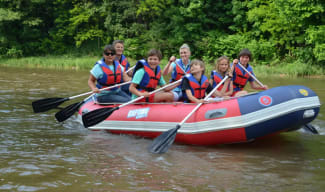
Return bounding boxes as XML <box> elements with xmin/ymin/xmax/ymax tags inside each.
<box><xmin>0</xmin><ymin>55</ymin><xmax>324</xmax><ymax>78</ymax></box>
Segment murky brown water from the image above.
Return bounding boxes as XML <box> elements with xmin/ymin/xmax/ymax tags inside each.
<box><xmin>0</xmin><ymin>66</ymin><xmax>324</xmax><ymax>192</ymax></box>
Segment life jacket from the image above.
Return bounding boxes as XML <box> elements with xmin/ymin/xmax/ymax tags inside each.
<box><xmin>183</xmin><ymin>74</ymin><xmax>210</xmax><ymax>101</ymax></box>
<box><xmin>96</xmin><ymin>59</ymin><xmax>122</xmax><ymax>90</ymax></box>
<box><xmin>211</xmin><ymin>70</ymin><xmax>227</xmax><ymax>91</ymax></box>
<box><xmin>133</xmin><ymin>59</ymin><xmax>161</xmax><ymax>92</ymax></box>
<box><xmin>118</xmin><ymin>54</ymin><xmax>130</xmax><ymax>71</ymax></box>
<box><xmin>170</xmin><ymin>59</ymin><xmax>190</xmax><ymax>82</ymax></box>
<box><xmin>232</xmin><ymin>63</ymin><xmax>252</xmax><ymax>91</ymax></box>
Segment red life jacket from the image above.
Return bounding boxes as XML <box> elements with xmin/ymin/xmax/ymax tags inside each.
<box><xmin>96</xmin><ymin>60</ymin><xmax>122</xmax><ymax>89</ymax></box>
<box><xmin>211</xmin><ymin>70</ymin><xmax>227</xmax><ymax>91</ymax></box>
<box><xmin>119</xmin><ymin>54</ymin><xmax>130</xmax><ymax>71</ymax></box>
<box><xmin>185</xmin><ymin>74</ymin><xmax>210</xmax><ymax>100</ymax></box>
<box><xmin>233</xmin><ymin>65</ymin><xmax>250</xmax><ymax>91</ymax></box>
<box><xmin>134</xmin><ymin>60</ymin><xmax>161</xmax><ymax>92</ymax></box>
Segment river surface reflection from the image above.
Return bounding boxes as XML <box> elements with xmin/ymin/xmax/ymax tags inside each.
<box><xmin>0</xmin><ymin>66</ymin><xmax>324</xmax><ymax>192</ymax></box>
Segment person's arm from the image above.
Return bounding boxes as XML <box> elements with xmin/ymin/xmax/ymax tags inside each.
<box><xmin>219</xmin><ymin>79</ymin><xmax>230</xmax><ymax>96</ymax></box>
<box><xmin>129</xmin><ymin>83</ymin><xmax>150</xmax><ymax>97</ymax></box>
<box><xmin>88</xmin><ymin>74</ymin><xmax>99</xmax><ymax>93</ymax></box>
<box><xmin>249</xmin><ymin>81</ymin><xmax>268</xmax><ymax>90</ymax></box>
<box><xmin>122</xmin><ymin>71</ymin><xmax>131</xmax><ymax>82</ymax></box>
<box><xmin>206</xmin><ymin>84</ymin><xmax>222</xmax><ymax>98</ymax></box>
<box><xmin>162</xmin><ymin>56</ymin><xmax>176</xmax><ymax>76</ymax></box>
<box><xmin>182</xmin><ymin>78</ymin><xmax>203</xmax><ymax>103</ymax></box>
<box><xmin>88</xmin><ymin>64</ymin><xmax>103</xmax><ymax>93</ymax></box>
<box><xmin>220</xmin><ymin>72</ymin><xmax>234</xmax><ymax>96</ymax></box>
<box><xmin>224</xmin><ymin>79</ymin><xmax>234</xmax><ymax>96</ymax></box>
<box><xmin>129</xmin><ymin>68</ymin><xmax>150</xmax><ymax>98</ymax></box>
<box><xmin>185</xmin><ymin>89</ymin><xmax>203</xmax><ymax>103</ymax></box>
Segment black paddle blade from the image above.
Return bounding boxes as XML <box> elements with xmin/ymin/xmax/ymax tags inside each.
<box><xmin>82</xmin><ymin>107</ymin><xmax>118</xmax><ymax>128</ymax></box>
<box><xmin>55</xmin><ymin>101</ymin><xmax>84</xmax><ymax>122</ymax></box>
<box><xmin>303</xmin><ymin>123</ymin><xmax>319</xmax><ymax>134</ymax></box>
<box><xmin>148</xmin><ymin>125</ymin><xmax>181</xmax><ymax>154</ymax></box>
<box><xmin>32</xmin><ymin>97</ymin><xmax>68</xmax><ymax>113</ymax></box>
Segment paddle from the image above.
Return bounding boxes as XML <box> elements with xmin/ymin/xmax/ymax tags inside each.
<box><xmin>149</xmin><ymin>75</ymin><xmax>229</xmax><ymax>154</ymax></box>
<box><xmin>82</xmin><ymin>79</ymin><xmax>183</xmax><ymax>128</ymax></box>
<box><xmin>237</xmin><ymin>62</ymin><xmax>265</xmax><ymax>88</ymax></box>
<box><xmin>32</xmin><ymin>66</ymin><xmax>135</xmax><ymax>113</ymax></box>
<box><xmin>303</xmin><ymin>123</ymin><xmax>319</xmax><ymax>134</ymax></box>
<box><xmin>54</xmin><ymin>81</ymin><xmax>132</xmax><ymax>122</ymax></box>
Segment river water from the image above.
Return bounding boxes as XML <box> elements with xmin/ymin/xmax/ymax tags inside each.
<box><xmin>0</xmin><ymin>66</ymin><xmax>324</xmax><ymax>192</ymax></box>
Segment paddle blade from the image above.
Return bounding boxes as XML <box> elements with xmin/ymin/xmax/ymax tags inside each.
<box><xmin>55</xmin><ymin>101</ymin><xmax>84</xmax><ymax>122</ymax></box>
<box><xmin>32</xmin><ymin>97</ymin><xmax>68</xmax><ymax>113</ymax></box>
<box><xmin>303</xmin><ymin>123</ymin><xmax>319</xmax><ymax>134</ymax></box>
<box><xmin>148</xmin><ymin>125</ymin><xmax>181</xmax><ymax>154</ymax></box>
<box><xmin>82</xmin><ymin>107</ymin><xmax>118</xmax><ymax>128</ymax></box>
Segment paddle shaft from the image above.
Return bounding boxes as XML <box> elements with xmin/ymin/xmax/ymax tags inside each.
<box><xmin>69</xmin><ymin>81</ymin><xmax>131</xmax><ymax>100</ymax></box>
<box><xmin>117</xmin><ymin>79</ymin><xmax>182</xmax><ymax>109</ymax></box>
<box><xmin>237</xmin><ymin>62</ymin><xmax>265</xmax><ymax>87</ymax></box>
<box><xmin>69</xmin><ymin>66</ymin><xmax>134</xmax><ymax>100</ymax></box>
<box><xmin>178</xmin><ymin>75</ymin><xmax>229</xmax><ymax>126</ymax></box>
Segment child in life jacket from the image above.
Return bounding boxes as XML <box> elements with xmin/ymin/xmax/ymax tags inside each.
<box><xmin>129</xmin><ymin>49</ymin><xmax>176</xmax><ymax>102</ymax></box>
<box><xmin>231</xmin><ymin>48</ymin><xmax>268</xmax><ymax>97</ymax></box>
<box><xmin>209</xmin><ymin>56</ymin><xmax>233</xmax><ymax>97</ymax></box>
<box><xmin>181</xmin><ymin>59</ymin><xmax>222</xmax><ymax>103</ymax></box>
<box><xmin>162</xmin><ymin>43</ymin><xmax>191</xmax><ymax>101</ymax></box>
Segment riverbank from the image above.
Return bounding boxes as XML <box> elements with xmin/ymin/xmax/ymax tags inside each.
<box><xmin>0</xmin><ymin>56</ymin><xmax>324</xmax><ymax>78</ymax></box>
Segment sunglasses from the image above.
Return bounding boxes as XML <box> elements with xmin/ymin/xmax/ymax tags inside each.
<box><xmin>104</xmin><ymin>51</ymin><xmax>115</xmax><ymax>56</ymax></box>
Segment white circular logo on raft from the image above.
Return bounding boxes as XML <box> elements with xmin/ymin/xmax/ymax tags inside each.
<box><xmin>258</xmin><ymin>95</ymin><xmax>272</xmax><ymax>106</ymax></box>
<box><xmin>299</xmin><ymin>89</ymin><xmax>308</xmax><ymax>96</ymax></box>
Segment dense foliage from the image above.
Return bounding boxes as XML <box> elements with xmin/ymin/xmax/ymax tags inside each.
<box><xmin>0</xmin><ymin>0</ymin><xmax>324</xmax><ymax>73</ymax></box>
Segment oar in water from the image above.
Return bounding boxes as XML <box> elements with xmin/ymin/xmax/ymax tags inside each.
<box><xmin>82</xmin><ymin>79</ymin><xmax>182</xmax><ymax>128</ymax></box>
<box><xmin>32</xmin><ymin>66</ymin><xmax>135</xmax><ymax>113</ymax></box>
<box><xmin>303</xmin><ymin>123</ymin><xmax>319</xmax><ymax>134</ymax></box>
<box><xmin>54</xmin><ymin>81</ymin><xmax>131</xmax><ymax>122</ymax></box>
<box><xmin>148</xmin><ymin>75</ymin><xmax>229</xmax><ymax>154</ymax></box>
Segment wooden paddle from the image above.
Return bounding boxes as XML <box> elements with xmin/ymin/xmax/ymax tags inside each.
<box><xmin>148</xmin><ymin>75</ymin><xmax>229</xmax><ymax>154</ymax></box>
<box><xmin>82</xmin><ymin>79</ymin><xmax>183</xmax><ymax>128</ymax></box>
<box><xmin>237</xmin><ymin>62</ymin><xmax>319</xmax><ymax>134</ymax></box>
<box><xmin>32</xmin><ymin>66</ymin><xmax>135</xmax><ymax>113</ymax></box>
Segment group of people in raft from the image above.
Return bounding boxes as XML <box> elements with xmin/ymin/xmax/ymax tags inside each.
<box><xmin>88</xmin><ymin>40</ymin><xmax>268</xmax><ymax>104</ymax></box>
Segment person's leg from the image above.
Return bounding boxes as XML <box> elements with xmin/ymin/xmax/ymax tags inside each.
<box><xmin>234</xmin><ymin>90</ymin><xmax>248</xmax><ymax>97</ymax></box>
<box><xmin>121</xmin><ymin>84</ymin><xmax>131</xmax><ymax>96</ymax></box>
<box><xmin>153</xmin><ymin>91</ymin><xmax>174</xmax><ymax>102</ymax></box>
<box><xmin>97</xmin><ymin>94</ymin><xmax>117</xmax><ymax>103</ymax></box>
<box><xmin>115</xmin><ymin>90</ymin><xmax>131</xmax><ymax>102</ymax></box>
<box><xmin>172</xmin><ymin>90</ymin><xmax>183</xmax><ymax>101</ymax></box>
<box><xmin>97</xmin><ymin>92</ymin><xmax>130</xmax><ymax>103</ymax></box>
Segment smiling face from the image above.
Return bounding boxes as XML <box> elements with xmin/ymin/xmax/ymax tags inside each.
<box><xmin>103</xmin><ymin>50</ymin><xmax>116</xmax><ymax>64</ymax></box>
<box><xmin>217</xmin><ymin>59</ymin><xmax>229</xmax><ymax>73</ymax></box>
<box><xmin>114</xmin><ymin>43</ymin><xmax>124</xmax><ymax>56</ymax></box>
<box><xmin>147</xmin><ymin>55</ymin><xmax>160</xmax><ymax>70</ymax></box>
<box><xmin>239</xmin><ymin>55</ymin><xmax>250</xmax><ymax>66</ymax></box>
<box><xmin>179</xmin><ymin>48</ymin><xmax>190</xmax><ymax>63</ymax></box>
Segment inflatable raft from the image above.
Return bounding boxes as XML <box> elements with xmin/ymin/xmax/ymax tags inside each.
<box><xmin>78</xmin><ymin>85</ymin><xmax>321</xmax><ymax>145</ymax></box>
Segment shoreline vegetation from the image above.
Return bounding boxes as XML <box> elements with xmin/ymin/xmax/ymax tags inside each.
<box><xmin>0</xmin><ymin>55</ymin><xmax>324</xmax><ymax>79</ymax></box>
